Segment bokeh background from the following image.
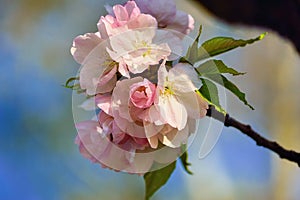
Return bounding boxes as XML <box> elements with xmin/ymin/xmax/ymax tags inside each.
<box><xmin>0</xmin><ymin>0</ymin><xmax>299</xmax><ymax>199</ymax></box>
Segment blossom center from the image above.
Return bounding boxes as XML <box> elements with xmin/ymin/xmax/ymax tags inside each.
<box><xmin>134</xmin><ymin>40</ymin><xmax>152</xmax><ymax>57</ymax></box>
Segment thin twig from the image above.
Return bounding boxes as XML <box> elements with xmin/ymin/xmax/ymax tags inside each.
<box><xmin>206</xmin><ymin>105</ymin><xmax>300</xmax><ymax>167</ymax></box>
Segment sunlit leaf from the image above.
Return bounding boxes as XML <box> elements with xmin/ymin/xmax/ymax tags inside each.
<box><xmin>197</xmin><ymin>59</ymin><xmax>245</xmax><ymax>76</ymax></box>
<box><xmin>183</xmin><ymin>25</ymin><xmax>202</xmax><ymax>64</ymax></box>
<box><xmin>203</xmin><ymin>74</ymin><xmax>254</xmax><ymax>110</ymax></box>
<box><xmin>196</xmin><ymin>33</ymin><xmax>267</xmax><ymax>61</ymax></box>
<box><xmin>198</xmin><ymin>79</ymin><xmax>225</xmax><ymax>114</ymax></box>
<box><xmin>144</xmin><ymin>162</ymin><xmax>176</xmax><ymax>200</ymax></box>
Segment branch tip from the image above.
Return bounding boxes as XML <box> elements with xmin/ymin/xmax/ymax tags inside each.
<box><xmin>206</xmin><ymin>106</ymin><xmax>300</xmax><ymax>167</ymax></box>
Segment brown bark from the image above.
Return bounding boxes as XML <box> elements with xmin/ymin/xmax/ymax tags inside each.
<box><xmin>207</xmin><ymin>106</ymin><xmax>300</xmax><ymax>167</ymax></box>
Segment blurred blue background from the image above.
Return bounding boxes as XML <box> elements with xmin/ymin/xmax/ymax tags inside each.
<box><xmin>0</xmin><ymin>0</ymin><xmax>299</xmax><ymax>199</ymax></box>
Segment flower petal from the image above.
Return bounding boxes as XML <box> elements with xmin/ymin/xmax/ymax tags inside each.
<box><xmin>113</xmin><ymin>4</ymin><xmax>129</xmax><ymax>22</ymax></box>
<box><xmin>79</xmin><ymin>39</ymin><xmax>111</xmax><ymax>95</ymax></box>
<box><xmin>157</xmin><ymin>62</ymin><xmax>168</xmax><ymax>89</ymax></box>
<box><xmin>79</xmin><ymin>97</ymin><xmax>97</xmax><ymax>111</ymax></box>
<box><xmin>112</xmin><ymin>77</ymin><xmax>147</xmax><ymax>138</ymax></box>
<box><xmin>156</xmin><ymin>94</ymin><xmax>187</xmax><ymax>130</ymax></box>
<box><xmin>167</xmin><ymin>11</ymin><xmax>194</xmax><ymax>34</ymax></box>
<box><xmin>160</xmin><ymin>124</ymin><xmax>189</xmax><ymax>148</ymax></box>
<box><xmin>147</xmin><ymin>135</ymin><xmax>159</xmax><ymax>149</ymax></box>
<box><xmin>124</xmin><ymin>1</ymin><xmax>141</xmax><ymax>19</ymax></box>
<box><xmin>71</xmin><ymin>32</ymin><xmax>103</xmax><ymax>64</ymax></box>
<box><xmin>96</xmin><ymin>65</ymin><xmax>117</xmax><ymax>93</ymax></box>
<box><xmin>169</xmin><ymin>63</ymin><xmax>201</xmax><ymax>93</ymax></box>
<box><xmin>153</xmin><ymin>30</ymin><xmax>182</xmax><ymax>60</ymax></box>
<box><xmin>75</xmin><ymin>120</ymin><xmax>110</xmax><ymax>163</ymax></box>
<box><xmin>96</xmin><ymin>94</ymin><xmax>113</xmax><ymax>115</ymax></box>
<box><xmin>178</xmin><ymin>92</ymin><xmax>208</xmax><ymax>119</ymax></box>
<box><xmin>127</xmin><ymin>14</ymin><xmax>157</xmax><ymax>29</ymax></box>
<box><xmin>135</xmin><ymin>0</ymin><xmax>176</xmax><ymax>27</ymax></box>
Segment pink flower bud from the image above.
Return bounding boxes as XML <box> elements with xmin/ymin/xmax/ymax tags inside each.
<box><xmin>129</xmin><ymin>79</ymin><xmax>156</xmax><ymax>108</ymax></box>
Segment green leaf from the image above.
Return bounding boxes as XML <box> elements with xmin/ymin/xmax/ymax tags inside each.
<box><xmin>63</xmin><ymin>76</ymin><xmax>87</xmax><ymax>94</ymax></box>
<box><xmin>197</xmin><ymin>60</ymin><xmax>245</xmax><ymax>76</ymax></box>
<box><xmin>179</xmin><ymin>151</ymin><xmax>193</xmax><ymax>175</ymax></box>
<box><xmin>198</xmin><ymin>78</ymin><xmax>225</xmax><ymax>114</ymax></box>
<box><xmin>183</xmin><ymin>25</ymin><xmax>202</xmax><ymax>64</ymax></box>
<box><xmin>197</xmin><ymin>33</ymin><xmax>267</xmax><ymax>61</ymax></box>
<box><xmin>64</xmin><ymin>76</ymin><xmax>79</xmax><ymax>89</ymax></box>
<box><xmin>196</xmin><ymin>59</ymin><xmax>251</xmax><ymax>110</ymax></box>
<box><xmin>144</xmin><ymin>162</ymin><xmax>176</xmax><ymax>200</ymax></box>
<box><xmin>204</xmin><ymin>74</ymin><xmax>254</xmax><ymax>110</ymax></box>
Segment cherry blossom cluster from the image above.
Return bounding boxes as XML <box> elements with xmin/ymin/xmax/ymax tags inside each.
<box><xmin>71</xmin><ymin>0</ymin><xmax>208</xmax><ymax>174</ymax></box>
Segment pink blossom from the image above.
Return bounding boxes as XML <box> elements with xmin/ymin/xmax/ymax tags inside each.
<box><xmin>97</xmin><ymin>1</ymin><xmax>157</xmax><ymax>38</ymax></box>
<box><xmin>70</xmin><ymin>32</ymin><xmax>103</xmax><ymax>64</ymax></box>
<box><xmin>77</xmin><ymin>37</ymin><xmax>117</xmax><ymax>95</ymax></box>
<box><xmin>111</xmin><ymin>77</ymin><xmax>148</xmax><ymax>138</ymax></box>
<box><xmin>156</xmin><ymin>62</ymin><xmax>208</xmax><ymax>121</ymax></box>
<box><xmin>93</xmin><ymin>65</ymin><xmax>117</xmax><ymax>94</ymax></box>
<box><xmin>72</xmin><ymin>0</ymin><xmax>208</xmax><ymax>173</ymax></box>
<box><xmin>107</xmin><ymin>28</ymin><xmax>172</xmax><ymax>76</ymax></box>
<box><xmin>75</xmin><ymin>120</ymin><xmax>111</xmax><ymax>164</ymax></box>
<box><xmin>166</xmin><ymin>10</ymin><xmax>195</xmax><ymax>35</ymax></box>
<box><xmin>135</xmin><ymin>0</ymin><xmax>194</xmax><ymax>34</ymax></box>
<box><xmin>98</xmin><ymin>111</ymin><xmax>149</xmax><ymax>149</ymax></box>
<box><xmin>158</xmin><ymin>118</ymin><xmax>196</xmax><ymax>148</ymax></box>
<box><xmin>70</xmin><ymin>28</ymin><xmax>119</xmax><ymax>96</ymax></box>
<box><xmin>129</xmin><ymin>79</ymin><xmax>156</xmax><ymax>108</ymax></box>
<box><xmin>75</xmin><ymin>116</ymin><xmax>152</xmax><ymax>173</ymax></box>
<box><xmin>75</xmin><ymin>118</ymin><xmax>184</xmax><ymax>172</ymax></box>
<box><xmin>143</xmin><ymin>116</ymin><xmax>197</xmax><ymax>148</ymax></box>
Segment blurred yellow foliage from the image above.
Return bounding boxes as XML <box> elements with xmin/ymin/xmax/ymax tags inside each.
<box><xmin>6</xmin><ymin>0</ymin><xmax>65</xmax><ymax>37</ymax></box>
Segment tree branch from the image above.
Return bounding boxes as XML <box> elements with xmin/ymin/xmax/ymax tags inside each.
<box><xmin>206</xmin><ymin>105</ymin><xmax>300</xmax><ymax>167</ymax></box>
